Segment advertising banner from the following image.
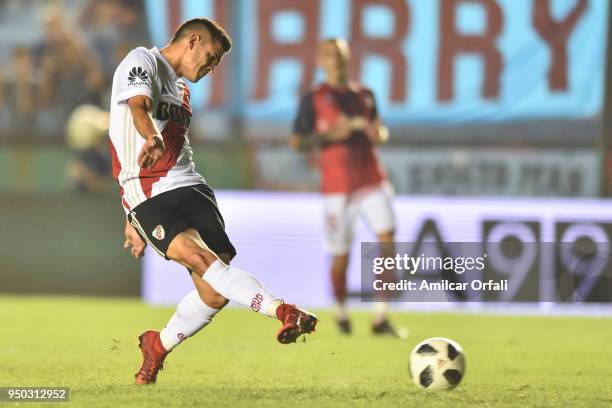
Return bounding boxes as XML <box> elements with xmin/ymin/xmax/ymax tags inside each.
<box><xmin>143</xmin><ymin>191</ymin><xmax>612</xmax><ymax>311</ymax></box>
<box><xmin>254</xmin><ymin>146</ymin><xmax>599</xmax><ymax>196</ymax></box>
<box><xmin>145</xmin><ymin>0</ymin><xmax>607</xmax><ymax>124</ymax></box>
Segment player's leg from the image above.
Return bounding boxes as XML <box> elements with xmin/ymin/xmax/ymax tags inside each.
<box><xmin>128</xmin><ymin>195</ymin><xmax>233</xmax><ymax>384</ymax></box>
<box><xmin>133</xmin><ymin>184</ymin><xmax>317</xmax><ymax>383</ymax></box>
<box><xmin>372</xmin><ymin>229</ymin><xmax>395</xmax><ymax>329</ymax></box>
<box><xmin>170</xmin><ymin>184</ymin><xmax>317</xmax><ymax>342</ymax></box>
<box><xmin>135</xmin><ymin>254</ymin><xmax>235</xmax><ymax>384</ymax></box>
<box><xmin>324</xmin><ymin>194</ymin><xmax>356</xmax><ymax>334</ymax></box>
<box><xmin>331</xmin><ymin>254</ymin><xmax>351</xmax><ymax>334</ymax></box>
<box><xmin>168</xmin><ymin>229</ymin><xmax>283</xmax><ymax>317</ymax></box>
<box><xmin>136</xmin><ymin>281</ymin><xmax>222</xmax><ymax>385</ymax></box>
<box><xmin>358</xmin><ymin>184</ymin><xmax>401</xmax><ymax>336</ymax></box>
<box><xmin>133</xmin><ymin>227</ymin><xmax>316</xmax><ymax>384</ymax></box>
<box><xmin>166</xmin><ymin>228</ymin><xmax>318</xmax><ymax>343</ymax></box>
<box><xmin>158</xmin><ymin>266</ymin><xmax>229</xmax><ymax>352</ymax></box>
<box><xmin>331</xmin><ymin>254</ymin><xmax>349</xmax><ymax>315</ymax></box>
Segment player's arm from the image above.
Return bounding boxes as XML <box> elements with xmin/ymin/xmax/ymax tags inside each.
<box><xmin>360</xmin><ymin>117</ymin><xmax>389</xmax><ymax>145</ymax></box>
<box><xmin>113</xmin><ymin>49</ymin><xmax>164</xmax><ymax>169</ymax></box>
<box><xmin>112</xmin><ymin>49</ymin><xmax>160</xmax><ymax>258</ymax></box>
<box><xmin>290</xmin><ymin>92</ymin><xmax>316</xmax><ymax>151</ymax></box>
<box><xmin>291</xmin><ymin>118</ymin><xmax>352</xmax><ymax>151</ymax></box>
<box><xmin>351</xmin><ymin>90</ymin><xmax>389</xmax><ymax>145</ymax></box>
<box><xmin>121</xmin><ymin>96</ymin><xmax>162</xmax><ymax>258</ymax></box>
<box><xmin>290</xmin><ymin>92</ymin><xmax>352</xmax><ymax>151</ymax></box>
<box><xmin>127</xmin><ymin>95</ymin><xmax>165</xmax><ymax>169</ymax></box>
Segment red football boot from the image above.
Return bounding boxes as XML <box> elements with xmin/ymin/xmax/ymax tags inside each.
<box><xmin>276</xmin><ymin>304</ymin><xmax>318</xmax><ymax>344</ymax></box>
<box><xmin>134</xmin><ymin>330</ymin><xmax>169</xmax><ymax>384</ymax></box>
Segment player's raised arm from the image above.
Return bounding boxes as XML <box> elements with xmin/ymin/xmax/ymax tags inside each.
<box><xmin>126</xmin><ymin>95</ymin><xmax>165</xmax><ymax>169</ymax></box>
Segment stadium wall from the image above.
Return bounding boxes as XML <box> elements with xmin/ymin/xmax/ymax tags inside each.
<box><xmin>0</xmin><ymin>194</ymin><xmax>139</xmax><ymax>296</ymax></box>
<box><xmin>0</xmin><ymin>144</ymin><xmax>251</xmax><ymax>193</ymax></box>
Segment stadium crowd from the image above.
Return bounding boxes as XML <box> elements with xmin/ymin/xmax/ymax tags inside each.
<box><xmin>0</xmin><ymin>0</ymin><xmax>148</xmax><ymax>140</ymax></box>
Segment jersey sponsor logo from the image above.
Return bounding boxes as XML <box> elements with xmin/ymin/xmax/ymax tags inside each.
<box><xmin>177</xmin><ymin>333</ymin><xmax>187</xmax><ymax>342</ymax></box>
<box><xmin>250</xmin><ymin>293</ymin><xmax>264</xmax><ymax>312</ymax></box>
<box><xmin>128</xmin><ymin>66</ymin><xmax>149</xmax><ymax>86</ymax></box>
<box><xmin>153</xmin><ymin>225</ymin><xmax>165</xmax><ymax>240</ymax></box>
<box><xmin>154</xmin><ymin>101</ymin><xmax>191</xmax><ymax>128</ymax></box>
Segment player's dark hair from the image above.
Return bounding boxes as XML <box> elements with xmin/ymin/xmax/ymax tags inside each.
<box><xmin>171</xmin><ymin>18</ymin><xmax>232</xmax><ymax>52</ymax></box>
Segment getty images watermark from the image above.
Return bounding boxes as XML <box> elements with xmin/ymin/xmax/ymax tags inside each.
<box><xmin>371</xmin><ymin>252</ymin><xmax>506</xmax><ymax>292</ymax></box>
<box><xmin>360</xmin><ymin>242</ymin><xmax>612</xmax><ymax>302</ymax></box>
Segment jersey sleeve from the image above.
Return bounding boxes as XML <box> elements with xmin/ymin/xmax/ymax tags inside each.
<box><xmin>292</xmin><ymin>92</ymin><xmax>315</xmax><ymax>137</ymax></box>
<box><xmin>112</xmin><ymin>48</ymin><xmax>157</xmax><ymax>105</ymax></box>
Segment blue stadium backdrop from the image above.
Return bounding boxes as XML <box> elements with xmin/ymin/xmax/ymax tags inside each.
<box><xmin>144</xmin><ymin>0</ymin><xmax>608</xmax><ymax>123</ymax></box>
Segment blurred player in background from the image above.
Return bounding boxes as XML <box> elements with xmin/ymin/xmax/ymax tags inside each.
<box><xmin>109</xmin><ymin>18</ymin><xmax>318</xmax><ymax>385</ymax></box>
<box><xmin>292</xmin><ymin>38</ymin><xmax>399</xmax><ymax>336</ymax></box>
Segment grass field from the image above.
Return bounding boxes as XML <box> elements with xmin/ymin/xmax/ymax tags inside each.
<box><xmin>1</xmin><ymin>296</ymin><xmax>612</xmax><ymax>407</ymax></box>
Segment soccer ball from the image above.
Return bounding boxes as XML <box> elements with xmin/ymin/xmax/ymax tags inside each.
<box><xmin>408</xmin><ymin>337</ymin><xmax>465</xmax><ymax>390</ymax></box>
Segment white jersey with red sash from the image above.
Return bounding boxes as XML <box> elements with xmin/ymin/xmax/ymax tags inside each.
<box><xmin>108</xmin><ymin>46</ymin><xmax>204</xmax><ymax>214</ymax></box>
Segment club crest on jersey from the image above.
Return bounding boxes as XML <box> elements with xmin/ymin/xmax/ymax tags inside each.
<box><xmin>152</xmin><ymin>225</ymin><xmax>165</xmax><ymax>240</ymax></box>
<box><xmin>128</xmin><ymin>66</ymin><xmax>149</xmax><ymax>86</ymax></box>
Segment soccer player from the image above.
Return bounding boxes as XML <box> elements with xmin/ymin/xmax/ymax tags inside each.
<box><xmin>291</xmin><ymin>38</ymin><xmax>397</xmax><ymax>336</ymax></box>
<box><xmin>109</xmin><ymin>18</ymin><xmax>318</xmax><ymax>384</ymax></box>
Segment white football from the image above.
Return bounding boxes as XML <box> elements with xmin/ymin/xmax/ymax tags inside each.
<box><xmin>408</xmin><ymin>337</ymin><xmax>466</xmax><ymax>390</ymax></box>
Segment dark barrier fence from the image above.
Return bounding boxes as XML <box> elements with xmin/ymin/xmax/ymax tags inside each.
<box><xmin>0</xmin><ymin>193</ymin><xmax>140</xmax><ymax>296</ymax></box>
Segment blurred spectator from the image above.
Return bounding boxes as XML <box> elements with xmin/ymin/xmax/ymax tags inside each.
<box><xmin>0</xmin><ymin>65</ymin><xmax>6</xmax><ymax>135</ymax></box>
<box><xmin>79</xmin><ymin>0</ymin><xmax>150</xmax><ymax>110</ymax></box>
<box><xmin>0</xmin><ymin>0</ymin><xmax>149</xmax><ymax>140</ymax></box>
<box><xmin>0</xmin><ymin>47</ymin><xmax>38</xmax><ymax>136</ymax></box>
<box><xmin>79</xmin><ymin>0</ymin><xmax>149</xmax><ymax>76</ymax></box>
<box><xmin>65</xmin><ymin>104</ymin><xmax>111</xmax><ymax>193</ymax></box>
<box><xmin>0</xmin><ymin>0</ymin><xmax>41</xmax><ymax>61</ymax></box>
<box><xmin>35</xmin><ymin>5</ymin><xmax>105</xmax><ymax>137</ymax></box>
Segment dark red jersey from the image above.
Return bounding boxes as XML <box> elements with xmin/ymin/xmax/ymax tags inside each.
<box><xmin>293</xmin><ymin>82</ymin><xmax>386</xmax><ymax>194</ymax></box>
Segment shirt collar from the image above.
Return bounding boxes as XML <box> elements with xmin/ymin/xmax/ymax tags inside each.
<box><xmin>151</xmin><ymin>47</ymin><xmax>179</xmax><ymax>80</ymax></box>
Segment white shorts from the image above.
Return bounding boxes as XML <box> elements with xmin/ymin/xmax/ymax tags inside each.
<box><xmin>323</xmin><ymin>183</ymin><xmax>395</xmax><ymax>255</ymax></box>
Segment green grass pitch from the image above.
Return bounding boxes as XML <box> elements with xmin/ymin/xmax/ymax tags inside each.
<box><xmin>1</xmin><ymin>295</ymin><xmax>612</xmax><ymax>407</ymax></box>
